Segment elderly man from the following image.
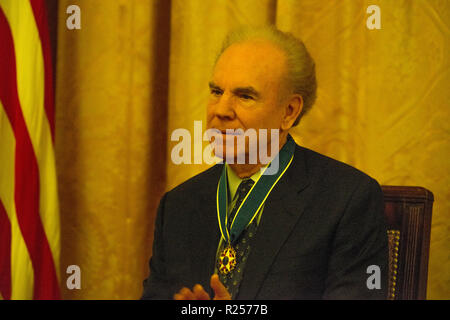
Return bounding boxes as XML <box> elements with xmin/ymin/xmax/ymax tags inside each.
<box><xmin>141</xmin><ymin>26</ymin><xmax>388</xmax><ymax>300</ymax></box>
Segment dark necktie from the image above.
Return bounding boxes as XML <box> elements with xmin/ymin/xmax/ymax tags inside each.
<box><xmin>218</xmin><ymin>178</ymin><xmax>257</xmax><ymax>299</ymax></box>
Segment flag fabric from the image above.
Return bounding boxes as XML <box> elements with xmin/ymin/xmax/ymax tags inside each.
<box><xmin>0</xmin><ymin>0</ymin><xmax>60</xmax><ymax>299</ymax></box>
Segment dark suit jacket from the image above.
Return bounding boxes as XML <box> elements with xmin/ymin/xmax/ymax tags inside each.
<box><xmin>141</xmin><ymin>144</ymin><xmax>388</xmax><ymax>299</ymax></box>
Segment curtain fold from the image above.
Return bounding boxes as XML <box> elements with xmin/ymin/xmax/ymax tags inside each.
<box><xmin>55</xmin><ymin>0</ymin><xmax>449</xmax><ymax>299</ymax></box>
<box><xmin>55</xmin><ymin>0</ymin><xmax>169</xmax><ymax>299</ymax></box>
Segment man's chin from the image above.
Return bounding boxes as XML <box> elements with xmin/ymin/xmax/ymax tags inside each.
<box><xmin>213</xmin><ymin>149</ymin><xmax>255</xmax><ymax>165</ymax></box>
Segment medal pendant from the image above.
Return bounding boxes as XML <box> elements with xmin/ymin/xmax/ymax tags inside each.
<box><xmin>218</xmin><ymin>245</ymin><xmax>237</xmax><ymax>274</ymax></box>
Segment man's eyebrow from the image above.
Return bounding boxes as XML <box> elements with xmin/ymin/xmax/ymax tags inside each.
<box><xmin>232</xmin><ymin>86</ymin><xmax>260</xmax><ymax>98</ymax></box>
<box><xmin>208</xmin><ymin>82</ymin><xmax>260</xmax><ymax>98</ymax></box>
<box><xmin>208</xmin><ymin>82</ymin><xmax>222</xmax><ymax>90</ymax></box>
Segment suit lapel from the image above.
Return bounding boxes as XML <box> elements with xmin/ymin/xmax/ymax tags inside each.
<box><xmin>237</xmin><ymin>146</ymin><xmax>312</xmax><ymax>299</ymax></box>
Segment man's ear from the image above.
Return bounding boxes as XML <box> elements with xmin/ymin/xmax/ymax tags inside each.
<box><xmin>281</xmin><ymin>94</ymin><xmax>303</xmax><ymax>130</ymax></box>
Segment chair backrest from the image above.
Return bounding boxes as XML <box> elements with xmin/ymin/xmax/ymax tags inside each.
<box><xmin>381</xmin><ymin>186</ymin><xmax>434</xmax><ymax>300</ymax></box>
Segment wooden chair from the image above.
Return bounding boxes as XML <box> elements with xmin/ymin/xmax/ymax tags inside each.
<box><xmin>382</xmin><ymin>186</ymin><xmax>434</xmax><ymax>300</ymax></box>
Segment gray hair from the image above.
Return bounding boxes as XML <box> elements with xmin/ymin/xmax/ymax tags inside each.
<box><xmin>215</xmin><ymin>26</ymin><xmax>317</xmax><ymax>126</ymax></box>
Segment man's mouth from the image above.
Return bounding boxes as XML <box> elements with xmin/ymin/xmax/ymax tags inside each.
<box><xmin>219</xmin><ymin>129</ymin><xmax>243</xmax><ymax>136</ymax></box>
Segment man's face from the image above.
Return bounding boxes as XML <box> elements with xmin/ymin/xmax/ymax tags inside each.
<box><xmin>206</xmin><ymin>40</ymin><xmax>290</xmax><ymax>162</ymax></box>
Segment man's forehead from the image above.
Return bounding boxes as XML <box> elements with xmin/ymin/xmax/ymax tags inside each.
<box><xmin>212</xmin><ymin>40</ymin><xmax>287</xmax><ymax>88</ymax></box>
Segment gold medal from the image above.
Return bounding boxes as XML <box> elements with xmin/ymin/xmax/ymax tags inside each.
<box><xmin>218</xmin><ymin>245</ymin><xmax>237</xmax><ymax>274</ymax></box>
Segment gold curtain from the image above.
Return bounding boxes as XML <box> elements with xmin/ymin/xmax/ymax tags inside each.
<box><xmin>55</xmin><ymin>0</ymin><xmax>449</xmax><ymax>299</ymax></box>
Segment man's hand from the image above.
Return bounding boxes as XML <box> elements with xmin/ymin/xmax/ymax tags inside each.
<box><xmin>173</xmin><ymin>274</ymin><xmax>231</xmax><ymax>300</ymax></box>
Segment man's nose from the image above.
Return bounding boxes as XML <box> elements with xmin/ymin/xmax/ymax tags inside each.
<box><xmin>214</xmin><ymin>93</ymin><xmax>235</xmax><ymax>120</ymax></box>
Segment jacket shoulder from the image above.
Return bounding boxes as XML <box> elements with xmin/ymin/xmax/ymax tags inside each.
<box><xmin>297</xmin><ymin>145</ymin><xmax>381</xmax><ymax>188</ymax></box>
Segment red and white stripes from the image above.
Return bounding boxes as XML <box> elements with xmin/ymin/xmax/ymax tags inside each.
<box><xmin>0</xmin><ymin>0</ymin><xmax>60</xmax><ymax>300</ymax></box>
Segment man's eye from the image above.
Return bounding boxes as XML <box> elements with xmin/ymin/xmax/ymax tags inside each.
<box><xmin>240</xmin><ymin>94</ymin><xmax>254</xmax><ymax>100</ymax></box>
<box><xmin>211</xmin><ymin>89</ymin><xmax>223</xmax><ymax>96</ymax></box>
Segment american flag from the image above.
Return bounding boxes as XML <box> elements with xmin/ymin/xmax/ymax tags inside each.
<box><xmin>0</xmin><ymin>0</ymin><xmax>60</xmax><ymax>299</ymax></box>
